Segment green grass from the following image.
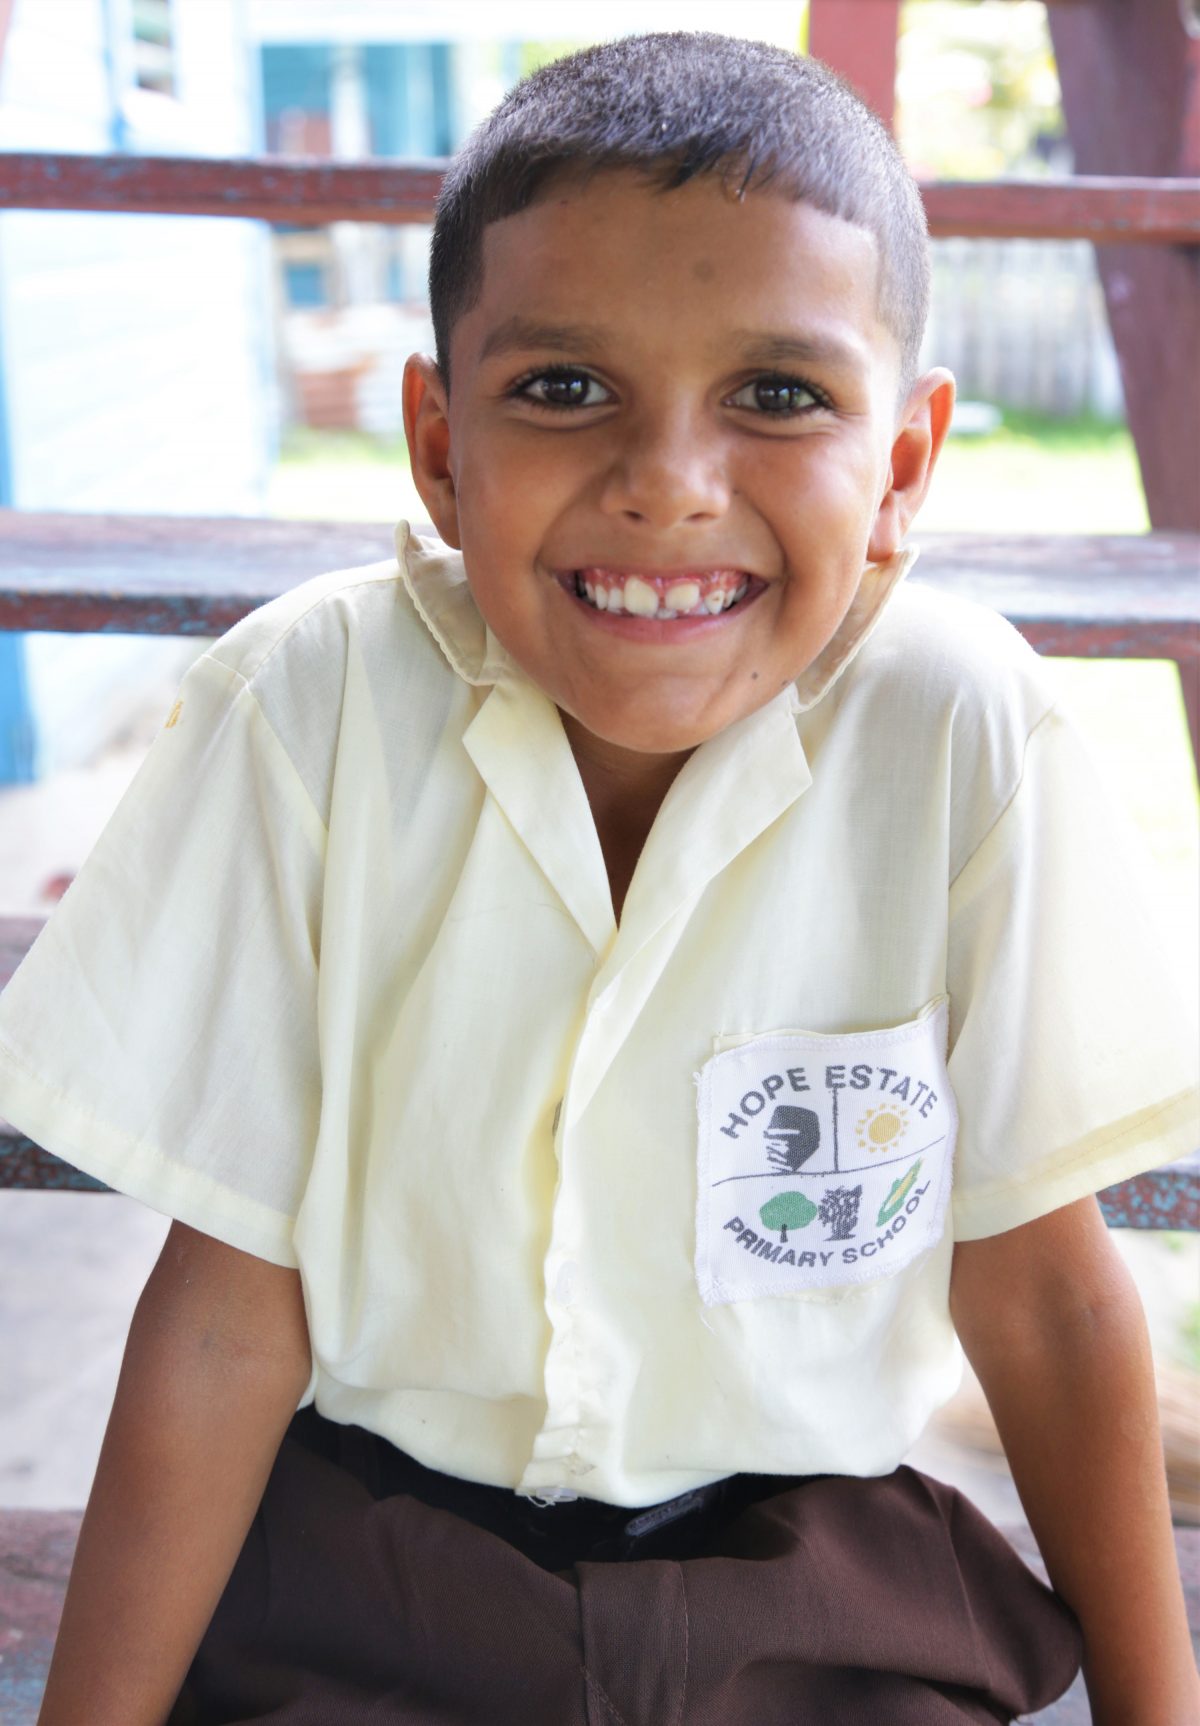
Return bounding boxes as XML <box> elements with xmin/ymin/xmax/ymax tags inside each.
<box><xmin>919</xmin><ymin>409</ymin><xmax>1150</xmax><ymax>535</ymax></box>
<box><xmin>268</xmin><ymin>429</ymin><xmax>424</xmax><ymax>524</ymax></box>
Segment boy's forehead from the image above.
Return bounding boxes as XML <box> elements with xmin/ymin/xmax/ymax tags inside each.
<box><xmin>454</xmin><ymin>170</ymin><xmax>898</xmax><ymax>384</ymax></box>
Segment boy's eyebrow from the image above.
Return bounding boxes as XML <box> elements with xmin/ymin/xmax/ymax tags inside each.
<box><xmin>479</xmin><ymin>316</ymin><xmax>612</xmax><ymax>362</ymax></box>
<box><xmin>477</xmin><ymin>317</ymin><xmax>870</xmax><ymax>374</ymax></box>
<box><xmin>732</xmin><ymin>330</ymin><xmax>867</xmax><ymax>374</ymax></box>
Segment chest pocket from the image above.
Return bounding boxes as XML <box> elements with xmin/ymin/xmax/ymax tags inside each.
<box><xmin>695</xmin><ymin>998</ymin><xmax>956</xmax><ymax>1305</ymax></box>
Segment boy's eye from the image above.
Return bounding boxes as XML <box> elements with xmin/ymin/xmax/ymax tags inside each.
<box><xmin>513</xmin><ymin>368</ymin><xmax>612</xmax><ymax>409</ymax></box>
<box><xmin>728</xmin><ymin>375</ymin><xmax>829</xmax><ymax>415</ymax></box>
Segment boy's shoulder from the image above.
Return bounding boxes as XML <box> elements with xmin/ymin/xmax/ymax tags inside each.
<box><xmin>199</xmin><ymin>528</ymin><xmax>491</xmax><ymax>698</ymax></box>
<box><xmin>182</xmin><ymin>537</ymin><xmax>474</xmax><ymax>828</ymax></box>
<box><xmin>834</xmin><ymin>574</ymin><xmax>1068</xmax><ymax>872</ymax></box>
<box><xmin>202</xmin><ymin>554</ymin><xmax>417</xmax><ymax>690</ymax></box>
<box><xmin>850</xmin><ymin>572</ymin><xmax>1060</xmax><ymax>742</ymax></box>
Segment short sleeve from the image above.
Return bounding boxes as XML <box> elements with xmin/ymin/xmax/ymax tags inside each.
<box><xmin>947</xmin><ymin>703</ymin><xmax>1199</xmax><ymax>1240</ymax></box>
<box><xmin>0</xmin><ymin>652</ymin><xmax>326</xmax><ymax>1267</ymax></box>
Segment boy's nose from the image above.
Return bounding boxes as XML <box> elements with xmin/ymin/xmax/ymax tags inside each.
<box><xmin>598</xmin><ymin>411</ymin><xmax>731</xmax><ymax>528</ymax></box>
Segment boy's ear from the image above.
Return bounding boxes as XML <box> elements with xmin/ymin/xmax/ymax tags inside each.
<box><xmin>867</xmin><ymin>368</ymin><xmax>956</xmax><ymax>564</ymax></box>
<box><xmin>402</xmin><ymin>354</ymin><xmax>461</xmax><ymax>549</ymax></box>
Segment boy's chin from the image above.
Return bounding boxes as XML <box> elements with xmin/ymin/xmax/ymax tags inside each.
<box><xmin>559</xmin><ymin>694</ymin><xmax>773</xmax><ymax>763</ymax></box>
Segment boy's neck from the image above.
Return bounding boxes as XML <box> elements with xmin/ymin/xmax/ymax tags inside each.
<box><xmin>559</xmin><ymin>712</ymin><xmax>693</xmax><ymax>921</ymax></box>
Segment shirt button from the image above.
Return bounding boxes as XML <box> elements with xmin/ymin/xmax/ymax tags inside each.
<box><xmin>554</xmin><ymin>1260</ymin><xmax>577</xmax><ymax>1306</ymax></box>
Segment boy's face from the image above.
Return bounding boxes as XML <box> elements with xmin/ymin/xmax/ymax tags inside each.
<box><xmin>406</xmin><ymin>170</ymin><xmax>951</xmax><ymax>762</ymax></box>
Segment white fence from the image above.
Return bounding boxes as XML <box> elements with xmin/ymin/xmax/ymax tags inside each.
<box><xmin>923</xmin><ymin>239</ymin><xmax>1124</xmax><ymax>420</ymax></box>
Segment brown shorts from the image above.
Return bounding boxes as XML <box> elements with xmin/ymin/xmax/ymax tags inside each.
<box><xmin>170</xmin><ymin>1406</ymin><xmax>1081</xmax><ymax>1725</ymax></box>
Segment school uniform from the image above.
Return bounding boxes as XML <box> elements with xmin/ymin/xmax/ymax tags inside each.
<box><xmin>0</xmin><ymin>526</ymin><xmax>1195</xmax><ymax>1722</ymax></box>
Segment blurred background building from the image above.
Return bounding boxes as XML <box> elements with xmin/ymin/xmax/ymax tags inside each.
<box><xmin>0</xmin><ymin>0</ymin><xmax>276</xmax><ymax>780</ymax></box>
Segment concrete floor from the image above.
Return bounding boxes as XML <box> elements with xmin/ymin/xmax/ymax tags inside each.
<box><xmin>0</xmin><ymin>1191</ymin><xmax>167</xmax><ymax>1507</ymax></box>
<box><xmin>0</xmin><ymin>684</ymin><xmax>1193</xmax><ymax>1533</ymax></box>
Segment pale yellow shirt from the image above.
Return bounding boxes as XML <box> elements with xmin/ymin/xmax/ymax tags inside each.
<box><xmin>0</xmin><ymin>526</ymin><xmax>1195</xmax><ymax>1506</ymax></box>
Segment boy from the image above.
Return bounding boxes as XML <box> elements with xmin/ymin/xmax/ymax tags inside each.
<box><xmin>1</xmin><ymin>31</ymin><xmax>1197</xmax><ymax>1726</ymax></box>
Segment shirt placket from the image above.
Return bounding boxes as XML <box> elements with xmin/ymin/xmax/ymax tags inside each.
<box><xmin>473</xmin><ymin>685</ymin><xmax>815</xmax><ymax>1502</ymax></box>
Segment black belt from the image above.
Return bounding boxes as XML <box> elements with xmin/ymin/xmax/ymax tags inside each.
<box><xmin>287</xmin><ymin>1405</ymin><xmax>813</xmax><ymax>1570</ymax></box>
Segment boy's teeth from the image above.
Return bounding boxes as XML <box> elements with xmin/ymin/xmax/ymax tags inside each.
<box><xmin>573</xmin><ymin>569</ymin><xmax>750</xmax><ymax>618</ymax></box>
<box><xmin>665</xmin><ymin>581</ymin><xmax>701</xmax><ymax>612</ymax></box>
<box><xmin>623</xmin><ymin>576</ymin><xmax>660</xmax><ymax>617</ymax></box>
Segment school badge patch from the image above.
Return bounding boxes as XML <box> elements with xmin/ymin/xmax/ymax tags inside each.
<box><xmin>695</xmin><ymin>1000</ymin><xmax>956</xmax><ymax>1304</ymax></box>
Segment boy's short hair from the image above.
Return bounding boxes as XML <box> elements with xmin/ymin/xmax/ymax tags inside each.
<box><xmin>430</xmin><ymin>31</ymin><xmax>930</xmax><ymax>391</ymax></box>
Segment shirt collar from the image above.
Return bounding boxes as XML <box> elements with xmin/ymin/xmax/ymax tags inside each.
<box><xmin>793</xmin><ymin>542</ymin><xmax>919</xmax><ymax>713</ymax></box>
<box><xmin>395</xmin><ymin>521</ymin><xmax>918</xmax><ymax>711</ymax></box>
<box><xmin>395</xmin><ymin>522</ymin><xmax>513</xmax><ymax>688</ymax></box>
<box><xmin>396</xmin><ymin>523</ymin><xmax>915</xmax><ymax>959</ymax></box>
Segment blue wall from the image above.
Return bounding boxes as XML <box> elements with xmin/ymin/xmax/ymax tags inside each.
<box><xmin>0</xmin><ymin>287</ymin><xmax>35</xmax><ymax>785</ymax></box>
<box><xmin>365</xmin><ymin>43</ymin><xmax>453</xmax><ymax>158</ymax></box>
<box><xmin>260</xmin><ymin>41</ymin><xmax>453</xmax><ymax>157</ymax></box>
<box><xmin>260</xmin><ymin>42</ymin><xmax>332</xmax><ymax>125</ymax></box>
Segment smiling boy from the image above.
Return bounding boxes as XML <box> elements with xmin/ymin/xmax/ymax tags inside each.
<box><xmin>3</xmin><ymin>31</ymin><xmax>1199</xmax><ymax>1726</ymax></box>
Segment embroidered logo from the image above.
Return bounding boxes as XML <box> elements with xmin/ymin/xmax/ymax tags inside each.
<box><xmin>696</xmin><ymin>1001</ymin><xmax>956</xmax><ymax>1304</ymax></box>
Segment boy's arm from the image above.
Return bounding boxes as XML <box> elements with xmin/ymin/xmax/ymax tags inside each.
<box><xmin>37</xmin><ymin>1220</ymin><xmax>312</xmax><ymax>1726</ymax></box>
<box><xmin>950</xmin><ymin>1196</ymin><xmax>1200</xmax><ymax>1726</ymax></box>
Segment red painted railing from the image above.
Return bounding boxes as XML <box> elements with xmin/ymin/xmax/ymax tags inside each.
<box><xmin>2</xmin><ymin>152</ymin><xmax>1199</xmax><ymax>243</ymax></box>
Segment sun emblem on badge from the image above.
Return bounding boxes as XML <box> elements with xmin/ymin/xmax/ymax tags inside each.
<box><xmin>856</xmin><ymin>1103</ymin><xmax>910</xmax><ymax>1153</ymax></box>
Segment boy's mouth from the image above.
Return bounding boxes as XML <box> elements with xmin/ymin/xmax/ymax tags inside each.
<box><xmin>568</xmin><ymin>567</ymin><xmax>753</xmax><ymax>620</ymax></box>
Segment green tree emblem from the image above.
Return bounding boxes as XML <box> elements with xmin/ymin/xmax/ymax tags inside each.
<box><xmin>759</xmin><ymin>1190</ymin><xmax>818</xmax><ymax>1244</ymax></box>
